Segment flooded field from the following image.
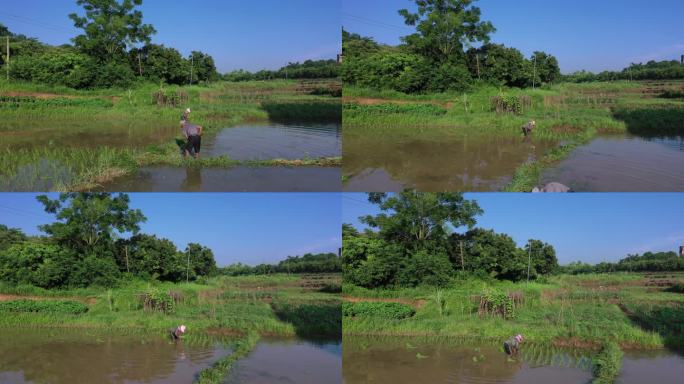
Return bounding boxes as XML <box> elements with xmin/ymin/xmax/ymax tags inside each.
<box><xmin>0</xmin><ymin>329</ymin><xmax>232</xmax><ymax>384</ymax></box>
<box><xmin>541</xmin><ymin>134</ymin><xmax>684</xmax><ymax>191</ymax></box>
<box><xmin>204</xmin><ymin>122</ymin><xmax>341</xmax><ymax>160</ymax></box>
<box><xmin>226</xmin><ymin>338</ymin><xmax>342</xmax><ymax>384</ymax></box>
<box><xmin>343</xmin><ymin>131</ymin><xmax>556</xmax><ymax>191</ymax></box>
<box><xmin>343</xmin><ymin>337</ymin><xmax>684</xmax><ymax>384</ymax></box>
<box><xmin>98</xmin><ymin>166</ymin><xmax>341</xmax><ymax>192</ymax></box>
<box><xmin>0</xmin><ymin>119</ymin><xmax>180</xmax><ymax>150</ymax></box>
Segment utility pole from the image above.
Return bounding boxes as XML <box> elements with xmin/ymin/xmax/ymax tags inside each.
<box><xmin>186</xmin><ymin>253</ymin><xmax>190</xmax><ymax>283</ymax></box>
<box><xmin>459</xmin><ymin>240</ymin><xmax>465</xmax><ymax>271</ymax></box>
<box><xmin>532</xmin><ymin>55</ymin><xmax>537</xmax><ymax>90</ymax></box>
<box><xmin>476</xmin><ymin>54</ymin><xmax>481</xmax><ymax>80</ymax></box>
<box><xmin>527</xmin><ymin>241</ymin><xmax>532</xmax><ymax>283</ymax></box>
<box><xmin>124</xmin><ymin>245</ymin><xmax>130</xmax><ymax>273</ymax></box>
<box><xmin>189</xmin><ymin>55</ymin><xmax>194</xmax><ymax>86</ymax></box>
<box><xmin>137</xmin><ymin>52</ymin><xmax>143</xmax><ymax>77</ymax></box>
<box><xmin>6</xmin><ymin>36</ymin><xmax>9</xmax><ymax>81</ymax></box>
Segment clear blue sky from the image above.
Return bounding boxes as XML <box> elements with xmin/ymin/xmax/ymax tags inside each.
<box><xmin>0</xmin><ymin>193</ymin><xmax>342</xmax><ymax>267</ymax></box>
<box><xmin>1</xmin><ymin>0</ymin><xmax>340</xmax><ymax>72</ymax></box>
<box><xmin>343</xmin><ymin>193</ymin><xmax>684</xmax><ymax>265</ymax></box>
<box><xmin>343</xmin><ymin>0</ymin><xmax>684</xmax><ymax>73</ymax></box>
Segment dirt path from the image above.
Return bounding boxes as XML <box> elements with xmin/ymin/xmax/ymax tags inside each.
<box><xmin>0</xmin><ymin>294</ymin><xmax>96</xmax><ymax>305</ymax></box>
<box><xmin>342</xmin><ymin>295</ymin><xmax>427</xmax><ymax>309</ymax></box>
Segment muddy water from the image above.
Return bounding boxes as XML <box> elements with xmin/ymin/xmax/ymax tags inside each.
<box><xmin>541</xmin><ymin>135</ymin><xmax>684</xmax><ymax>191</ymax></box>
<box><xmin>226</xmin><ymin>338</ymin><xmax>342</xmax><ymax>384</ymax></box>
<box><xmin>343</xmin><ymin>132</ymin><xmax>556</xmax><ymax>192</ymax></box>
<box><xmin>0</xmin><ymin>329</ymin><xmax>232</xmax><ymax>384</ymax></box>
<box><xmin>343</xmin><ymin>337</ymin><xmax>684</xmax><ymax>384</ymax></box>
<box><xmin>203</xmin><ymin>122</ymin><xmax>341</xmax><ymax>160</ymax></box>
<box><xmin>1</xmin><ymin>120</ymin><xmax>180</xmax><ymax>149</ymax></box>
<box><xmin>98</xmin><ymin>166</ymin><xmax>341</xmax><ymax>192</ymax></box>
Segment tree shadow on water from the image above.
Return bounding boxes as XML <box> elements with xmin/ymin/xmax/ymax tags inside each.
<box><xmin>611</xmin><ymin>107</ymin><xmax>684</xmax><ymax>138</ymax></box>
<box><xmin>271</xmin><ymin>302</ymin><xmax>341</xmax><ymax>343</ymax></box>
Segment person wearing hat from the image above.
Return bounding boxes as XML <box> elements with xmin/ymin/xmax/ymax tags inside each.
<box><xmin>180</xmin><ymin>108</ymin><xmax>203</xmax><ymax>159</ymax></box>
<box><xmin>504</xmin><ymin>334</ymin><xmax>524</xmax><ymax>355</ymax></box>
<box><xmin>170</xmin><ymin>325</ymin><xmax>186</xmax><ymax>340</ymax></box>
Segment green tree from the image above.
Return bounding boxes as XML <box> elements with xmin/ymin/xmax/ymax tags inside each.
<box><xmin>188</xmin><ymin>51</ymin><xmax>219</xmax><ymax>83</ymax></box>
<box><xmin>0</xmin><ymin>224</ymin><xmax>27</xmax><ymax>251</ymax></box>
<box><xmin>69</xmin><ymin>0</ymin><xmax>156</xmax><ymax>63</ymax></box>
<box><xmin>398</xmin><ymin>0</ymin><xmax>495</xmax><ymax>63</ymax></box>
<box><xmin>453</xmin><ymin>228</ymin><xmax>527</xmax><ymax>280</ymax></box>
<box><xmin>123</xmin><ymin>234</ymin><xmax>182</xmax><ymax>281</ymax></box>
<box><xmin>36</xmin><ymin>193</ymin><xmax>146</xmax><ymax>256</ymax></box>
<box><xmin>342</xmin><ymin>29</ymin><xmax>381</xmax><ymax>57</ymax></box>
<box><xmin>397</xmin><ymin>249</ymin><xmax>454</xmax><ymax>286</ymax></box>
<box><xmin>524</xmin><ymin>239</ymin><xmax>558</xmax><ymax>275</ymax></box>
<box><xmin>0</xmin><ymin>242</ymin><xmax>74</xmax><ymax>288</ymax></box>
<box><xmin>530</xmin><ymin>51</ymin><xmax>561</xmax><ymax>84</ymax></box>
<box><xmin>361</xmin><ymin>192</ymin><xmax>483</xmax><ymax>252</ymax></box>
<box><xmin>131</xmin><ymin>44</ymin><xmax>188</xmax><ymax>84</ymax></box>
<box><xmin>342</xmin><ymin>236</ymin><xmax>403</xmax><ymax>288</ymax></box>
<box><xmin>185</xmin><ymin>243</ymin><xmax>217</xmax><ymax>278</ymax></box>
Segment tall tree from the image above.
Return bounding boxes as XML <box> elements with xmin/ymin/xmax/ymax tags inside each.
<box><xmin>362</xmin><ymin>192</ymin><xmax>482</xmax><ymax>251</ymax></box>
<box><xmin>399</xmin><ymin>0</ymin><xmax>495</xmax><ymax>63</ymax></box>
<box><xmin>36</xmin><ymin>193</ymin><xmax>146</xmax><ymax>255</ymax></box>
<box><xmin>185</xmin><ymin>243</ymin><xmax>217</xmax><ymax>278</ymax></box>
<box><xmin>69</xmin><ymin>0</ymin><xmax>156</xmax><ymax>62</ymax></box>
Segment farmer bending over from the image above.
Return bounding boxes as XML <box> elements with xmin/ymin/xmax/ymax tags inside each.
<box><xmin>170</xmin><ymin>325</ymin><xmax>186</xmax><ymax>340</ymax></box>
<box><xmin>504</xmin><ymin>334</ymin><xmax>524</xmax><ymax>355</ymax></box>
<box><xmin>180</xmin><ymin>108</ymin><xmax>203</xmax><ymax>159</ymax></box>
<box><xmin>522</xmin><ymin>120</ymin><xmax>536</xmax><ymax>136</ymax></box>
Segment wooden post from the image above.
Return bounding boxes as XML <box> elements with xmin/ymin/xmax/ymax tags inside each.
<box><xmin>189</xmin><ymin>55</ymin><xmax>194</xmax><ymax>85</ymax></box>
<box><xmin>6</xmin><ymin>36</ymin><xmax>9</xmax><ymax>81</ymax></box>
<box><xmin>476</xmin><ymin>54</ymin><xmax>481</xmax><ymax>80</ymax></box>
<box><xmin>532</xmin><ymin>55</ymin><xmax>537</xmax><ymax>89</ymax></box>
<box><xmin>527</xmin><ymin>242</ymin><xmax>532</xmax><ymax>283</ymax></box>
<box><xmin>125</xmin><ymin>245</ymin><xmax>130</xmax><ymax>273</ymax></box>
<box><xmin>186</xmin><ymin>253</ymin><xmax>190</xmax><ymax>283</ymax></box>
<box><xmin>137</xmin><ymin>52</ymin><xmax>143</xmax><ymax>76</ymax></box>
<box><xmin>459</xmin><ymin>240</ymin><xmax>465</xmax><ymax>271</ymax></box>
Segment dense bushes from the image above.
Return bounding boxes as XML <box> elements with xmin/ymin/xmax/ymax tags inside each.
<box><xmin>343</xmin><ymin>301</ymin><xmax>415</xmax><ymax>319</ymax></box>
<box><xmin>0</xmin><ymin>299</ymin><xmax>89</xmax><ymax>315</ymax></box>
<box><xmin>343</xmin><ymin>103</ymin><xmax>446</xmax><ymax>116</ymax></box>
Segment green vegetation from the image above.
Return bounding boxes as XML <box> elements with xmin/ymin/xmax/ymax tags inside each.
<box><xmin>220</xmin><ymin>252</ymin><xmax>342</xmax><ymax>275</ymax></box>
<box><xmin>223</xmin><ymin>60</ymin><xmax>340</xmax><ymax>81</ymax></box>
<box><xmin>592</xmin><ymin>342</ymin><xmax>624</xmax><ymax>384</ymax></box>
<box><xmin>561</xmin><ymin>252</ymin><xmax>684</xmax><ymax>274</ymax></box>
<box><xmin>196</xmin><ymin>332</ymin><xmax>259</xmax><ymax>384</ymax></box>
<box><xmin>343</xmin><ymin>192</ymin><xmax>684</xmax><ymax>353</ymax></box>
<box><xmin>343</xmin><ymin>193</ymin><xmax>557</xmax><ymax>288</ymax></box>
<box><xmin>343</xmin><ymin>302</ymin><xmax>416</xmax><ymax>319</ymax></box>
<box><xmin>0</xmin><ymin>299</ymin><xmax>89</xmax><ymax>315</ymax></box>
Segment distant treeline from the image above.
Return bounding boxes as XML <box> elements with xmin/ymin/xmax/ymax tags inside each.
<box><xmin>560</xmin><ymin>251</ymin><xmax>684</xmax><ymax>274</ymax></box>
<box><xmin>218</xmin><ymin>253</ymin><xmax>341</xmax><ymax>276</ymax></box>
<box><xmin>222</xmin><ymin>60</ymin><xmax>340</xmax><ymax>81</ymax></box>
<box><xmin>0</xmin><ymin>0</ymin><xmax>218</xmax><ymax>89</ymax></box>
<box><xmin>563</xmin><ymin>61</ymin><xmax>684</xmax><ymax>83</ymax></box>
<box><xmin>0</xmin><ymin>194</ymin><xmax>216</xmax><ymax>288</ymax></box>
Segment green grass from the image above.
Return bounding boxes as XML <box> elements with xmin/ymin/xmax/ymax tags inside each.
<box><xmin>344</xmin><ymin>80</ymin><xmax>684</xmax><ymax>191</ymax></box>
<box><xmin>0</xmin><ymin>299</ymin><xmax>89</xmax><ymax>314</ymax></box>
<box><xmin>343</xmin><ymin>301</ymin><xmax>416</xmax><ymax>319</ymax></box>
<box><xmin>592</xmin><ymin>342</ymin><xmax>623</xmax><ymax>384</ymax></box>
<box><xmin>0</xmin><ymin>79</ymin><xmax>341</xmax><ymax>190</ymax></box>
<box><xmin>342</xmin><ymin>273</ymin><xmax>684</xmax><ymax>350</ymax></box>
<box><xmin>195</xmin><ymin>332</ymin><xmax>259</xmax><ymax>384</ymax></box>
<box><xmin>0</xmin><ymin>274</ymin><xmax>341</xmax><ymax>338</ymax></box>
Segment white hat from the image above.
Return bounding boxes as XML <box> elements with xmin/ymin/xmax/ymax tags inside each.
<box><xmin>179</xmin><ymin>325</ymin><xmax>186</xmax><ymax>333</ymax></box>
<box><xmin>185</xmin><ymin>108</ymin><xmax>191</xmax><ymax>114</ymax></box>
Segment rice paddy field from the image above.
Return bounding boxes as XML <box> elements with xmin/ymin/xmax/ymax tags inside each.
<box><xmin>0</xmin><ymin>79</ymin><xmax>342</xmax><ymax>191</ymax></box>
<box><xmin>343</xmin><ymin>80</ymin><xmax>684</xmax><ymax>192</ymax></box>
<box><xmin>0</xmin><ymin>273</ymin><xmax>342</xmax><ymax>383</ymax></box>
<box><xmin>342</xmin><ymin>272</ymin><xmax>684</xmax><ymax>383</ymax></box>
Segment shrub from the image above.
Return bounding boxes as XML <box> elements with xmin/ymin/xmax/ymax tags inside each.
<box><xmin>478</xmin><ymin>288</ymin><xmax>515</xmax><ymax>318</ymax></box>
<box><xmin>0</xmin><ymin>299</ymin><xmax>88</xmax><ymax>314</ymax></box>
<box><xmin>342</xmin><ymin>301</ymin><xmax>415</xmax><ymax>319</ymax></box>
<box><xmin>343</xmin><ymin>103</ymin><xmax>447</xmax><ymax>116</ymax></box>
<box><xmin>396</xmin><ymin>250</ymin><xmax>454</xmax><ymax>287</ymax></box>
<box><xmin>139</xmin><ymin>288</ymin><xmax>175</xmax><ymax>314</ymax></box>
